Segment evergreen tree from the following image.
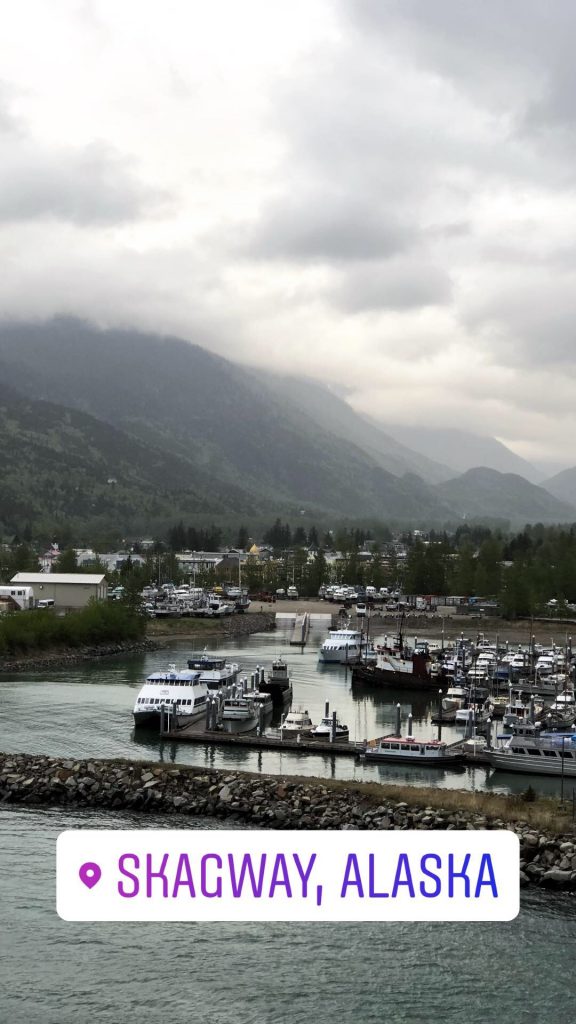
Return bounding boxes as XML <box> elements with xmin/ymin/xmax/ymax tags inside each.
<box><xmin>53</xmin><ymin>548</ymin><xmax>80</xmax><ymax>573</ymax></box>
<box><xmin>236</xmin><ymin>525</ymin><xmax>249</xmax><ymax>550</ymax></box>
<box><xmin>308</xmin><ymin>525</ymin><xmax>319</xmax><ymax>547</ymax></box>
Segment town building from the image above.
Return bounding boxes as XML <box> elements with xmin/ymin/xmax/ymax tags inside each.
<box><xmin>10</xmin><ymin>573</ymin><xmax>107</xmax><ymax>610</ymax></box>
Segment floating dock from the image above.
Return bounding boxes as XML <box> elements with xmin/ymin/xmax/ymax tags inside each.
<box><xmin>162</xmin><ymin>721</ymin><xmax>364</xmax><ymax>757</ymax></box>
<box><xmin>289</xmin><ymin>611</ymin><xmax>310</xmax><ymax>646</ymax></box>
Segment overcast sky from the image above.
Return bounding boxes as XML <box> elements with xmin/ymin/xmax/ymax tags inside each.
<box><xmin>1</xmin><ymin>0</ymin><xmax>575</xmax><ymax>468</ymax></box>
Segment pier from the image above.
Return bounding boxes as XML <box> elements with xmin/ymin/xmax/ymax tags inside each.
<box><xmin>289</xmin><ymin>611</ymin><xmax>310</xmax><ymax>646</ymax></box>
<box><xmin>161</xmin><ymin>718</ymin><xmax>364</xmax><ymax>757</ymax></box>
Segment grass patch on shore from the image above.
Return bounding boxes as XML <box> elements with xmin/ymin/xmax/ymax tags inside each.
<box><xmin>299</xmin><ymin>776</ymin><xmax>576</xmax><ymax>834</ymax></box>
<box><xmin>44</xmin><ymin>753</ymin><xmax>575</xmax><ymax>836</ymax></box>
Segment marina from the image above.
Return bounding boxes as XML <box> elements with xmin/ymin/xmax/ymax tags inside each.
<box><xmin>1</xmin><ymin>617</ymin><xmax>575</xmax><ymax>798</ymax></box>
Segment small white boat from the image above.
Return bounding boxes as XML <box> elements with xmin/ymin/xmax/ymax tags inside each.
<box><xmin>442</xmin><ymin>686</ymin><xmax>468</xmax><ymax>712</ymax></box>
<box><xmin>280</xmin><ymin>707</ymin><xmax>315</xmax><ymax>736</ymax></box>
<box><xmin>550</xmin><ymin>690</ymin><xmax>576</xmax><ymax>715</ymax></box>
<box><xmin>462</xmin><ymin>734</ymin><xmax>488</xmax><ymax>756</ymax></box>
<box><xmin>311</xmin><ymin>716</ymin><xmax>349</xmax><ymax>741</ymax></box>
<box><xmin>221</xmin><ymin>697</ymin><xmax>257</xmax><ymax>721</ymax></box>
<box><xmin>455</xmin><ymin>706</ymin><xmax>477</xmax><ymax>725</ymax></box>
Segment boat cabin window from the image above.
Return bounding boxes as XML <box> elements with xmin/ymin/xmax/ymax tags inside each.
<box><xmin>401</xmin><ymin>744</ymin><xmax>412</xmax><ymax>751</ymax></box>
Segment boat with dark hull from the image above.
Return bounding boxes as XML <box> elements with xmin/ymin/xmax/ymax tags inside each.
<box><xmin>261</xmin><ymin>658</ymin><xmax>293</xmax><ymax>707</ymax></box>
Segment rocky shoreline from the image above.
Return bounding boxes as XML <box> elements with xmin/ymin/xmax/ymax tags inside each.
<box><xmin>1</xmin><ymin>752</ymin><xmax>575</xmax><ymax>890</ymax></box>
<box><xmin>0</xmin><ymin>611</ymin><xmax>276</xmax><ymax>674</ymax></box>
<box><xmin>0</xmin><ymin>637</ymin><xmax>160</xmax><ymax>674</ymax></box>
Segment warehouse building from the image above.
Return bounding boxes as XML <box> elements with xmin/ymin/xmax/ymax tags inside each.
<box><xmin>10</xmin><ymin>573</ymin><xmax>107</xmax><ymax>610</ymax></box>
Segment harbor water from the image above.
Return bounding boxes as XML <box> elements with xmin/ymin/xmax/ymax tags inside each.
<box><xmin>0</xmin><ymin>620</ymin><xmax>574</xmax><ymax>799</ymax></box>
<box><xmin>2</xmin><ymin>806</ymin><xmax>576</xmax><ymax>1024</ymax></box>
<box><xmin>2</xmin><ymin>620</ymin><xmax>576</xmax><ymax>1022</ymax></box>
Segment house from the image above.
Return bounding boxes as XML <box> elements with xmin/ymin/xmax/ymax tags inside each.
<box><xmin>10</xmin><ymin>573</ymin><xmax>107</xmax><ymax>610</ymax></box>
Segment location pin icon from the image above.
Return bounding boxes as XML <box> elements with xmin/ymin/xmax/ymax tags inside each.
<box><xmin>79</xmin><ymin>861</ymin><xmax>102</xmax><ymax>890</ymax></box>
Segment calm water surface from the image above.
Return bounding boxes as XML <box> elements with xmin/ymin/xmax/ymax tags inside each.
<box><xmin>2</xmin><ymin>624</ymin><xmax>576</xmax><ymax>1022</ymax></box>
<box><xmin>1</xmin><ymin>806</ymin><xmax>576</xmax><ymax>1024</ymax></box>
<box><xmin>0</xmin><ymin>622</ymin><xmax>572</xmax><ymax>798</ymax></box>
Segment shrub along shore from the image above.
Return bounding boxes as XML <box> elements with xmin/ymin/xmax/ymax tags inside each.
<box><xmin>2</xmin><ymin>752</ymin><xmax>576</xmax><ymax>890</ymax></box>
<box><xmin>0</xmin><ymin>610</ymin><xmax>275</xmax><ymax>674</ymax></box>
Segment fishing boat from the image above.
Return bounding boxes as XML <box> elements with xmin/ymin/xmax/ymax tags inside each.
<box><xmin>352</xmin><ymin>618</ymin><xmax>437</xmax><ymax>688</ymax></box>
<box><xmin>487</xmin><ymin>723</ymin><xmax>576</xmax><ymax>776</ymax></box>
<box><xmin>260</xmin><ymin>658</ymin><xmax>293</xmax><ymax>706</ymax></box>
<box><xmin>133</xmin><ymin>664</ymin><xmax>208</xmax><ymax>726</ymax></box>
<box><xmin>363</xmin><ymin>734</ymin><xmax>463</xmax><ymax>767</ymax></box>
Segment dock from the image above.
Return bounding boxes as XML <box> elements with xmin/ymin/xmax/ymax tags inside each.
<box><xmin>159</xmin><ymin>719</ymin><xmax>497</xmax><ymax>770</ymax></box>
<box><xmin>162</xmin><ymin>720</ymin><xmax>363</xmax><ymax>757</ymax></box>
<box><xmin>289</xmin><ymin>611</ymin><xmax>310</xmax><ymax>646</ymax></box>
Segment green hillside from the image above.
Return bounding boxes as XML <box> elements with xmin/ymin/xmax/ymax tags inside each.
<box><xmin>0</xmin><ymin>319</ymin><xmax>455</xmax><ymax>522</ymax></box>
<box><xmin>0</xmin><ymin>381</ymin><xmax>259</xmax><ymax>538</ymax></box>
<box><xmin>436</xmin><ymin>468</ymin><xmax>575</xmax><ymax>525</ymax></box>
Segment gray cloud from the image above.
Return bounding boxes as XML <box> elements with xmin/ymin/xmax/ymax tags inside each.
<box><xmin>247</xmin><ymin>190</ymin><xmax>415</xmax><ymax>262</ymax></box>
<box><xmin>0</xmin><ymin>139</ymin><xmax>164</xmax><ymax>225</ymax></box>
<box><xmin>332</xmin><ymin>258</ymin><xmax>452</xmax><ymax>313</ymax></box>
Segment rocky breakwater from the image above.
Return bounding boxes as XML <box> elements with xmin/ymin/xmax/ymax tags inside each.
<box><xmin>1</xmin><ymin>751</ymin><xmax>575</xmax><ymax>889</ymax></box>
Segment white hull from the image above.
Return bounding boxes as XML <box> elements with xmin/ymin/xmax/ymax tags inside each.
<box><xmin>488</xmin><ymin>751</ymin><xmax>576</xmax><ymax>776</ymax></box>
<box><xmin>133</xmin><ymin>702</ymin><xmax>206</xmax><ymax>728</ymax></box>
<box><xmin>319</xmin><ymin>647</ymin><xmax>364</xmax><ymax>664</ymax></box>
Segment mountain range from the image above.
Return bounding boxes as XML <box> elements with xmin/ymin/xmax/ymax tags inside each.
<box><xmin>0</xmin><ymin>317</ymin><xmax>574</xmax><ymax>538</ymax></box>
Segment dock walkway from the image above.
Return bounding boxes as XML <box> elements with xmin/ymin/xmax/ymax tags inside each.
<box><xmin>289</xmin><ymin>611</ymin><xmax>310</xmax><ymax>646</ymax></box>
<box><xmin>163</xmin><ymin>720</ymin><xmax>363</xmax><ymax>758</ymax></box>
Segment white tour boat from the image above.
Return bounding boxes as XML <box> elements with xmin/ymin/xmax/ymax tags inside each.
<box><xmin>133</xmin><ymin>664</ymin><xmax>208</xmax><ymax>726</ymax></box>
<box><xmin>318</xmin><ymin>627</ymin><xmax>367</xmax><ymax>664</ymax></box>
